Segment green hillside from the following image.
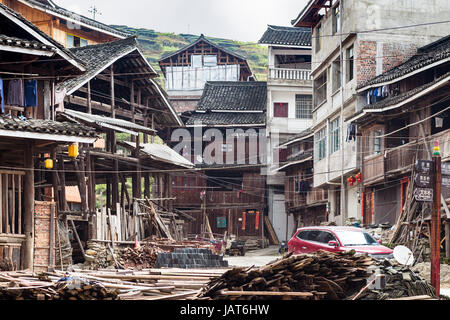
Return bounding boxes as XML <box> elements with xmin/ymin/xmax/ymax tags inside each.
<box><xmin>111</xmin><ymin>25</ymin><xmax>268</xmax><ymax>83</ymax></box>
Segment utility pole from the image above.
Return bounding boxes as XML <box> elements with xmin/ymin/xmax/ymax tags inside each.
<box><xmin>432</xmin><ymin>141</ymin><xmax>441</xmax><ymax>297</ymax></box>
<box><xmin>89</xmin><ymin>5</ymin><xmax>102</xmax><ymax>21</ymax></box>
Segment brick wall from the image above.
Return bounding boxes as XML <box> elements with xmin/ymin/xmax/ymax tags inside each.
<box><xmin>357</xmin><ymin>40</ymin><xmax>418</xmax><ymax>86</ymax></box>
<box><xmin>34</xmin><ymin>201</ymin><xmax>56</xmax><ymax>272</ymax></box>
<box><xmin>382</xmin><ymin>42</ymin><xmax>418</xmax><ymax>74</ymax></box>
<box><xmin>357</xmin><ymin>40</ymin><xmax>377</xmax><ymax>86</ymax></box>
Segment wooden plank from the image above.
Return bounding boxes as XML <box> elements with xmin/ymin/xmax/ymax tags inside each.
<box><xmin>264</xmin><ymin>216</ymin><xmax>279</xmax><ymax>245</ymax></box>
<box><xmin>49</xmin><ymin>203</ymin><xmax>55</xmax><ymax>270</ymax></box>
<box><xmin>0</xmin><ymin>173</ymin><xmax>2</xmax><ymax>233</ymax></box>
<box><xmin>219</xmin><ymin>290</ymin><xmax>314</xmax><ymax>298</ymax></box>
<box><xmin>11</xmin><ymin>174</ymin><xmax>15</xmax><ymax>234</ymax></box>
<box><xmin>108</xmin><ymin>209</ymin><xmax>115</xmax><ymax>248</ymax></box>
<box><xmin>5</xmin><ymin>174</ymin><xmax>9</xmax><ymax>234</ymax></box>
<box><xmin>69</xmin><ymin>219</ymin><xmax>85</xmax><ymax>258</ymax></box>
<box><xmin>389</xmin><ymin>295</ymin><xmax>435</xmax><ymax>301</ymax></box>
<box><xmin>17</xmin><ymin>175</ymin><xmax>21</xmax><ymax>235</ymax></box>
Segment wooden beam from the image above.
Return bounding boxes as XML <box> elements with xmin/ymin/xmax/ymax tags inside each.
<box><xmin>23</xmin><ymin>141</ymin><xmax>34</xmax><ymax>270</ymax></box>
<box><xmin>110</xmin><ymin>65</ymin><xmax>115</xmax><ymax>119</ymax></box>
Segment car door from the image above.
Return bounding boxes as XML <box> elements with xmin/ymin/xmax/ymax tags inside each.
<box><xmin>319</xmin><ymin>231</ymin><xmax>340</xmax><ymax>252</ymax></box>
<box><xmin>292</xmin><ymin>230</ymin><xmax>311</xmax><ymax>253</ymax></box>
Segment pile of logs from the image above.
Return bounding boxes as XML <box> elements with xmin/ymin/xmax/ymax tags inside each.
<box><xmin>197</xmin><ymin>250</ymin><xmax>375</xmax><ymax>300</ymax></box>
<box><xmin>118</xmin><ymin>246</ymin><xmax>166</xmax><ymax>270</ymax></box>
<box><xmin>0</xmin><ymin>273</ymin><xmax>119</xmax><ymax>300</ymax></box>
<box><xmin>143</xmin><ymin>238</ymin><xmax>216</xmax><ymax>254</ymax></box>
<box><xmin>0</xmin><ymin>267</ymin><xmax>227</xmax><ymax>300</ymax></box>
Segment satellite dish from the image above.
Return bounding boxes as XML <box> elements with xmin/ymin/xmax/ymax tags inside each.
<box><xmin>393</xmin><ymin>245</ymin><xmax>415</xmax><ymax>266</ymax></box>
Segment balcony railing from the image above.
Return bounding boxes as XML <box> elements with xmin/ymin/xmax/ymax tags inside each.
<box><xmin>268</xmin><ymin>68</ymin><xmax>312</xmax><ymax>81</ymax></box>
<box><xmin>363</xmin><ymin>129</ymin><xmax>450</xmax><ymax>182</ymax></box>
<box><xmin>0</xmin><ymin>170</ymin><xmax>25</xmax><ymax>235</ymax></box>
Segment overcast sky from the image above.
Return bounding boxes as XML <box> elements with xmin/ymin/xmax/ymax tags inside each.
<box><xmin>53</xmin><ymin>0</ymin><xmax>308</xmax><ymax>42</ymax></box>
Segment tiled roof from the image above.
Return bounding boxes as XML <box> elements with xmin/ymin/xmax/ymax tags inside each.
<box><xmin>362</xmin><ymin>71</ymin><xmax>450</xmax><ymax>112</ymax></box>
<box><xmin>186</xmin><ymin>81</ymin><xmax>267</xmax><ymax>126</ymax></box>
<box><xmin>0</xmin><ymin>115</ymin><xmax>97</xmax><ymax>137</ymax></box>
<box><xmin>57</xmin><ymin>37</ymin><xmax>147</xmax><ymax>93</ymax></box>
<box><xmin>22</xmin><ymin>0</ymin><xmax>130</xmax><ymax>38</ymax></box>
<box><xmin>278</xmin><ymin>129</ymin><xmax>313</xmax><ymax>147</ymax></box>
<box><xmin>0</xmin><ymin>2</ymin><xmax>86</xmax><ymax>71</ymax></box>
<box><xmin>186</xmin><ymin>111</ymin><xmax>266</xmax><ymax>126</ymax></box>
<box><xmin>0</xmin><ymin>34</ymin><xmax>56</xmax><ymax>52</ymax></box>
<box><xmin>259</xmin><ymin>25</ymin><xmax>312</xmax><ymax>47</ymax></box>
<box><xmin>197</xmin><ymin>81</ymin><xmax>267</xmax><ymax>112</ymax></box>
<box><xmin>358</xmin><ymin>35</ymin><xmax>450</xmax><ymax>90</ymax></box>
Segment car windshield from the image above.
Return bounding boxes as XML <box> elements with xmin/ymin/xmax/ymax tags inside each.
<box><xmin>335</xmin><ymin>231</ymin><xmax>378</xmax><ymax>246</ymax></box>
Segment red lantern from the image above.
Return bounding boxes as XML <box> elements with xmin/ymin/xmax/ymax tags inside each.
<box><xmin>356</xmin><ymin>172</ymin><xmax>362</xmax><ymax>183</ymax></box>
<box><xmin>347</xmin><ymin>176</ymin><xmax>356</xmax><ymax>187</ymax></box>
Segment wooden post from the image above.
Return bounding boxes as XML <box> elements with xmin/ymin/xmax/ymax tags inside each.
<box><xmin>87</xmin><ymin>81</ymin><xmax>92</xmax><ymax>114</ymax></box>
<box><xmin>23</xmin><ymin>141</ymin><xmax>35</xmax><ymax>270</ymax></box>
<box><xmin>445</xmin><ymin>221</ymin><xmax>450</xmax><ymax>259</ymax></box>
<box><xmin>130</xmin><ymin>81</ymin><xmax>135</xmax><ymax>143</ymax></box>
<box><xmin>48</xmin><ymin>203</ymin><xmax>55</xmax><ymax>271</ymax></box>
<box><xmin>432</xmin><ymin>142</ymin><xmax>441</xmax><ymax>296</ymax></box>
<box><xmin>110</xmin><ymin>65</ymin><xmax>115</xmax><ymax>119</ymax></box>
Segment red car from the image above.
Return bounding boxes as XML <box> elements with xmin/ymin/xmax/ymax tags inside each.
<box><xmin>288</xmin><ymin>226</ymin><xmax>394</xmax><ymax>260</ymax></box>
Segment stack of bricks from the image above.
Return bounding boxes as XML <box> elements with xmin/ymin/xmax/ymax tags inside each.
<box><xmin>33</xmin><ymin>201</ymin><xmax>57</xmax><ymax>273</ymax></box>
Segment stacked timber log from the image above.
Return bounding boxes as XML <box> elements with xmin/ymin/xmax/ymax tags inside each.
<box><xmin>144</xmin><ymin>238</ymin><xmax>216</xmax><ymax>254</ymax></box>
<box><xmin>0</xmin><ymin>268</ymin><xmax>223</xmax><ymax>300</ymax></box>
<box><xmin>118</xmin><ymin>246</ymin><xmax>166</xmax><ymax>270</ymax></box>
<box><xmin>197</xmin><ymin>250</ymin><xmax>375</xmax><ymax>300</ymax></box>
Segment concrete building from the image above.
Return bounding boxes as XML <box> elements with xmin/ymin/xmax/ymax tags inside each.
<box><xmin>259</xmin><ymin>25</ymin><xmax>313</xmax><ymax>241</ymax></box>
<box><xmin>292</xmin><ymin>0</ymin><xmax>450</xmax><ymax>226</ymax></box>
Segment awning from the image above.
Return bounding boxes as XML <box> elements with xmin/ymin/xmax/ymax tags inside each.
<box><xmin>271</xmin><ymin>156</ymin><xmax>313</xmax><ymax>173</ymax></box>
<box><xmin>125</xmin><ymin>141</ymin><xmax>195</xmax><ymax>169</ymax></box>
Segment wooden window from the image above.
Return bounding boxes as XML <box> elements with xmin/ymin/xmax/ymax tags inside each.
<box><xmin>330</xmin><ymin>118</ymin><xmax>340</xmax><ymax>154</ymax></box>
<box><xmin>332</xmin><ymin>4</ymin><xmax>341</xmax><ymax>35</ymax></box>
<box><xmin>315</xmin><ymin>127</ymin><xmax>327</xmax><ymax>161</ymax></box>
<box><xmin>66</xmin><ymin>34</ymin><xmax>88</xmax><ymax>48</ymax></box>
<box><xmin>274</xmin><ymin>103</ymin><xmax>289</xmax><ymax>118</ymax></box>
<box><xmin>314</xmin><ymin>71</ymin><xmax>327</xmax><ymax>107</ymax></box>
<box><xmin>347</xmin><ymin>45</ymin><xmax>354</xmax><ymax>82</ymax></box>
<box><xmin>295</xmin><ymin>95</ymin><xmax>313</xmax><ymax>119</ymax></box>
<box><xmin>279</xmin><ymin>148</ymin><xmax>288</xmax><ymax>162</ymax></box>
<box><xmin>332</xmin><ymin>59</ymin><xmax>342</xmax><ymax>92</ymax></box>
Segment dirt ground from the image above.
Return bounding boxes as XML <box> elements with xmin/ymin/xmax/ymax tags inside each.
<box><xmin>412</xmin><ymin>262</ymin><xmax>450</xmax><ymax>287</ymax></box>
<box><xmin>224</xmin><ymin>245</ymin><xmax>281</xmax><ymax>267</ymax></box>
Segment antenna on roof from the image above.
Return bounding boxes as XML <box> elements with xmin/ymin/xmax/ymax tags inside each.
<box><xmin>88</xmin><ymin>5</ymin><xmax>102</xmax><ymax>20</ymax></box>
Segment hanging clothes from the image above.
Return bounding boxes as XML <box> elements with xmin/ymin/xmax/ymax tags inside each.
<box><xmin>347</xmin><ymin>123</ymin><xmax>356</xmax><ymax>142</ymax></box>
<box><xmin>382</xmin><ymin>85</ymin><xmax>389</xmax><ymax>98</ymax></box>
<box><xmin>0</xmin><ymin>77</ymin><xmax>4</xmax><ymax>113</ymax></box>
<box><xmin>7</xmin><ymin>79</ymin><xmax>24</xmax><ymax>106</ymax></box>
<box><xmin>24</xmin><ymin>80</ymin><xmax>38</xmax><ymax>107</ymax></box>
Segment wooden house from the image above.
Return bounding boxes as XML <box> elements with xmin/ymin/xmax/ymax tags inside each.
<box><xmin>171</xmin><ymin>81</ymin><xmax>267</xmax><ymax>242</ymax></box>
<box><xmin>276</xmin><ymin>130</ymin><xmax>328</xmax><ymax>240</ymax></box>
<box><xmin>0</xmin><ymin>0</ymin><xmax>129</xmax><ymax>47</ymax></box>
<box><xmin>349</xmin><ymin>35</ymin><xmax>450</xmax><ymax>227</ymax></box>
<box><xmin>159</xmin><ymin>35</ymin><xmax>256</xmax><ymax>114</ymax></box>
<box><xmin>0</xmin><ymin>3</ymin><xmax>98</xmax><ymax>271</ymax></box>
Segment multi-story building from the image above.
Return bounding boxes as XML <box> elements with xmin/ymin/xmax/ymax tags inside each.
<box><xmin>258</xmin><ymin>25</ymin><xmax>313</xmax><ymax>241</ymax></box>
<box><xmin>292</xmin><ymin>0</ymin><xmax>450</xmax><ymax>225</ymax></box>
<box><xmin>158</xmin><ymin>35</ymin><xmax>255</xmax><ymax>114</ymax></box>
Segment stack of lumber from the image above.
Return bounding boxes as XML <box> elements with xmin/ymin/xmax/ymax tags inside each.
<box><xmin>118</xmin><ymin>246</ymin><xmax>166</xmax><ymax>270</ymax></box>
<box><xmin>197</xmin><ymin>250</ymin><xmax>375</xmax><ymax>300</ymax></box>
<box><xmin>357</xmin><ymin>259</ymin><xmax>437</xmax><ymax>300</ymax></box>
<box><xmin>0</xmin><ymin>267</ymin><xmax>226</xmax><ymax>300</ymax></box>
<box><xmin>0</xmin><ymin>273</ymin><xmax>119</xmax><ymax>300</ymax></box>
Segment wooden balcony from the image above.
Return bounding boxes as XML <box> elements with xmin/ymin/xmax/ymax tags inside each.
<box><xmin>363</xmin><ymin>129</ymin><xmax>450</xmax><ymax>183</ymax></box>
<box><xmin>268</xmin><ymin>68</ymin><xmax>312</xmax><ymax>81</ymax></box>
<box><xmin>286</xmin><ymin>187</ymin><xmax>328</xmax><ymax>211</ymax></box>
